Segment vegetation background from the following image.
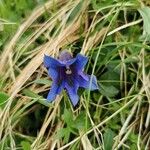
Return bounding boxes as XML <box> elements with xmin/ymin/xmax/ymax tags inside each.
<box><xmin>0</xmin><ymin>0</ymin><xmax>150</xmax><ymax>149</ymax></box>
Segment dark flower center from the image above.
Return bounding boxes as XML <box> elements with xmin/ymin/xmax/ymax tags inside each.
<box><xmin>65</xmin><ymin>66</ymin><xmax>72</xmax><ymax>74</ymax></box>
<box><xmin>58</xmin><ymin>51</ymin><xmax>77</xmax><ymax>87</ymax></box>
<box><xmin>58</xmin><ymin>65</ymin><xmax>75</xmax><ymax>87</ymax></box>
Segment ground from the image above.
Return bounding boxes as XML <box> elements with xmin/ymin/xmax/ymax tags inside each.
<box><xmin>0</xmin><ymin>0</ymin><xmax>150</xmax><ymax>150</ymax></box>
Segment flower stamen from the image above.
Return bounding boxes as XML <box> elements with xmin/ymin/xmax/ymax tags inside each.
<box><xmin>65</xmin><ymin>66</ymin><xmax>72</xmax><ymax>74</ymax></box>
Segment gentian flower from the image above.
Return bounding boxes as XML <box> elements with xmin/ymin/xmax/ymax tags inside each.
<box><xmin>44</xmin><ymin>50</ymin><xmax>99</xmax><ymax>106</ymax></box>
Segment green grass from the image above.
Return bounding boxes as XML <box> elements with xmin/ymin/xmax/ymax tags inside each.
<box><xmin>0</xmin><ymin>0</ymin><xmax>150</xmax><ymax>150</ymax></box>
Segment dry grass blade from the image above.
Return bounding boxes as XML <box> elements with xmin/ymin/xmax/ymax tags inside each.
<box><xmin>113</xmin><ymin>102</ymin><xmax>138</xmax><ymax>148</ymax></box>
<box><xmin>8</xmin><ymin>20</ymin><xmax>80</xmax><ymax>97</ymax></box>
<box><xmin>81</xmin><ymin>134</ymin><xmax>93</xmax><ymax>150</ymax></box>
<box><xmin>31</xmin><ymin>96</ymin><xmax>61</xmax><ymax>150</ymax></box>
<box><xmin>0</xmin><ymin>0</ymin><xmax>64</xmax><ymax>72</ymax></box>
<box><xmin>0</xmin><ymin>0</ymin><xmax>150</xmax><ymax>149</ymax></box>
<box><xmin>81</xmin><ymin>27</ymin><xmax>108</xmax><ymax>55</ymax></box>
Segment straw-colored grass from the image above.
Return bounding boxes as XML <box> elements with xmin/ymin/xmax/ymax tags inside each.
<box><xmin>0</xmin><ymin>0</ymin><xmax>150</xmax><ymax>149</ymax></box>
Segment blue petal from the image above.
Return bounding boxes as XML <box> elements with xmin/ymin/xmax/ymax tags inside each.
<box><xmin>78</xmin><ymin>71</ymin><xmax>89</xmax><ymax>81</ymax></box>
<box><xmin>78</xmin><ymin>74</ymin><xmax>99</xmax><ymax>90</ymax></box>
<box><xmin>57</xmin><ymin>81</ymin><xmax>65</xmax><ymax>94</ymax></box>
<box><xmin>48</xmin><ymin>67</ymin><xmax>58</xmax><ymax>81</ymax></box>
<box><xmin>75</xmin><ymin>54</ymin><xmax>88</xmax><ymax>70</ymax></box>
<box><xmin>47</xmin><ymin>83</ymin><xmax>58</xmax><ymax>102</ymax></box>
<box><xmin>61</xmin><ymin>58</ymin><xmax>77</xmax><ymax>67</ymax></box>
<box><xmin>44</xmin><ymin>55</ymin><xmax>62</xmax><ymax>68</ymax></box>
<box><xmin>47</xmin><ymin>82</ymin><xmax>64</xmax><ymax>102</ymax></box>
<box><xmin>65</xmin><ymin>82</ymin><xmax>79</xmax><ymax>106</ymax></box>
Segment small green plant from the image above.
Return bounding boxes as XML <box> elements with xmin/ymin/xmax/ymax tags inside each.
<box><xmin>0</xmin><ymin>0</ymin><xmax>150</xmax><ymax>149</ymax></box>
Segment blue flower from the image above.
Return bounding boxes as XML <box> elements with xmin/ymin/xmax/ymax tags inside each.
<box><xmin>44</xmin><ymin>50</ymin><xmax>99</xmax><ymax>106</ymax></box>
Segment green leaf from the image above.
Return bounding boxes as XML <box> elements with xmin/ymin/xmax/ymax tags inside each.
<box><xmin>100</xmin><ymin>68</ymin><xmax>120</xmax><ymax>87</ymax></box>
<box><xmin>129</xmin><ymin>132</ymin><xmax>138</xmax><ymax>143</ymax></box>
<box><xmin>22</xmin><ymin>89</ymin><xmax>52</xmax><ymax>107</ymax></box>
<box><xmin>63</xmin><ymin>109</ymin><xmax>74</xmax><ymax>127</ymax></box>
<box><xmin>0</xmin><ymin>92</ymin><xmax>9</xmax><ymax>108</ymax></box>
<box><xmin>23</xmin><ymin>89</ymin><xmax>39</xmax><ymax>98</ymax></box>
<box><xmin>104</xmin><ymin>129</ymin><xmax>115</xmax><ymax>150</ymax></box>
<box><xmin>55</xmin><ymin>128</ymin><xmax>70</xmax><ymax>143</ymax></box>
<box><xmin>55</xmin><ymin>128</ymin><xmax>68</xmax><ymax>139</ymax></box>
<box><xmin>74</xmin><ymin>111</ymin><xmax>88</xmax><ymax>131</ymax></box>
<box><xmin>91</xmin><ymin>0</ymin><xmax>113</xmax><ymax>10</ymax></box>
<box><xmin>21</xmin><ymin>141</ymin><xmax>31</xmax><ymax>150</ymax></box>
<box><xmin>33</xmin><ymin>78</ymin><xmax>51</xmax><ymax>85</ymax></box>
<box><xmin>100</xmin><ymin>84</ymin><xmax>119</xmax><ymax>97</ymax></box>
<box><xmin>67</xmin><ymin>0</ymin><xmax>83</xmax><ymax>24</ymax></box>
<box><xmin>70</xmin><ymin>142</ymin><xmax>79</xmax><ymax>150</ymax></box>
<box><xmin>139</xmin><ymin>7</ymin><xmax>150</xmax><ymax>34</ymax></box>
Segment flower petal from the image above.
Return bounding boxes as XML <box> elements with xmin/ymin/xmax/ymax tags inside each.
<box><xmin>57</xmin><ymin>81</ymin><xmax>65</xmax><ymax>94</ymax></box>
<box><xmin>48</xmin><ymin>67</ymin><xmax>58</xmax><ymax>81</ymax></box>
<box><xmin>44</xmin><ymin>55</ymin><xmax>62</xmax><ymax>68</ymax></box>
<box><xmin>47</xmin><ymin>82</ymin><xmax>64</xmax><ymax>102</ymax></box>
<box><xmin>78</xmin><ymin>74</ymin><xmax>99</xmax><ymax>90</ymax></box>
<box><xmin>65</xmin><ymin>58</ymin><xmax>77</xmax><ymax>66</ymax></box>
<box><xmin>59</xmin><ymin>58</ymin><xmax>77</xmax><ymax>67</ymax></box>
<box><xmin>65</xmin><ymin>81</ymin><xmax>79</xmax><ymax>106</ymax></box>
<box><xmin>75</xmin><ymin>54</ymin><xmax>88</xmax><ymax>70</ymax></box>
<box><xmin>78</xmin><ymin>71</ymin><xmax>89</xmax><ymax>81</ymax></box>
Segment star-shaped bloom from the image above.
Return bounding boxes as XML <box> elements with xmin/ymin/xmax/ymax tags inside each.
<box><xmin>44</xmin><ymin>50</ymin><xmax>99</xmax><ymax>106</ymax></box>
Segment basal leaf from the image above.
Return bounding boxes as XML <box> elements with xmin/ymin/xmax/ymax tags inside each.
<box><xmin>100</xmin><ymin>84</ymin><xmax>119</xmax><ymax>97</ymax></box>
<box><xmin>33</xmin><ymin>78</ymin><xmax>51</xmax><ymax>85</ymax></box>
<box><xmin>63</xmin><ymin>109</ymin><xmax>74</xmax><ymax>127</ymax></box>
<box><xmin>55</xmin><ymin>128</ymin><xmax>70</xmax><ymax>143</ymax></box>
<box><xmin>21</xmin><ymin>141</ymin><xmax>31</xmax><ymax>150</ymax></box>
<box><xmin>104</xmin><ymin>129</ymin><xmax>115</xmax><ymax>150</ymax></box>
<box><xmin>22</xmin><ymin>89</ymin><xmax>52</xmax><ymax>107</ymax></box>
